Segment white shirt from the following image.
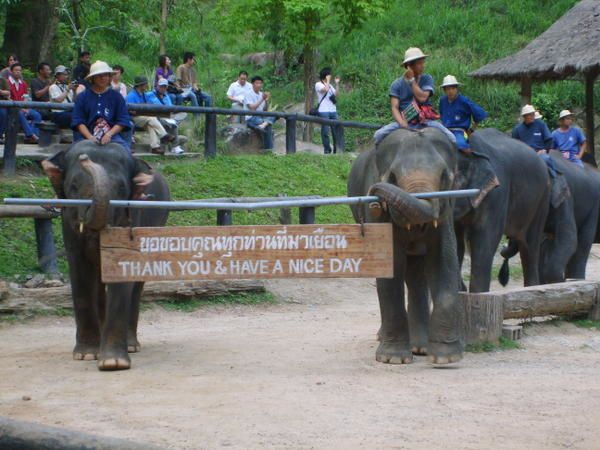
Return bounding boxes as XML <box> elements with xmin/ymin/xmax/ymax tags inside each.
<box><xmin>111</xmin><ymin>81</ymin><xmax>127</xmax><ymax>98</ymax></box>
<box><xmin>49</xmin><ymin>83</ymin><xmax>73</xmax><ymax>111</ymax></box>
<box><xmin>244</xmin><ymin>89</ymin><xmax>266</xmax><ymax>120</ymax></box>
<box><xmin>227</xmin><ymin>80</ymin><xmax>252</xmax><ymax>105</ymax></box>
<box><xmin>315</xmin><ymin>82</ymin><xmax>337</xmax><ymax>113</ymax></box>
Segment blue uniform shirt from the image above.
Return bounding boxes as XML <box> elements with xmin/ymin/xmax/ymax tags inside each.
<box><xmin>439</xmin><ymin>94</ymin><xmax>488</xmax><ymax>130</ymax></box>
<box><xmin>512</xmin><ymin>119</ymin><xmax>553</xmax><ymax>151</ymax></box>
<box><xmin>71</xmin><ymin>88</ymin><xmax>131</xmax><ymax>132</ymax></box>
<box><xmin>152</xmin><ymin>91</ymin><xmax>173</xmax><ymax>106</ymax></box>
<box><xmin>389</xmin><ymin>74</ymin><xmax>435</xmax><ymax>110</ymax></box>
<box><xmin>552</xmin><ymin>126</ymin><xmax>585</xmax><ymax>160</ymax></box>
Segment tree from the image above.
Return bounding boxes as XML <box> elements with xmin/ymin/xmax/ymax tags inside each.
<box><xmin>220</xmin><ymin>0</ymin><xmax>386</xmax><ymax>141</ymax></box>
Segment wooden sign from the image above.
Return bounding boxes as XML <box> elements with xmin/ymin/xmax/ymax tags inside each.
<box><xmin>100</xmin><ymin>224</ymin><xmax>393</xmax><ymax>282</ymax></box>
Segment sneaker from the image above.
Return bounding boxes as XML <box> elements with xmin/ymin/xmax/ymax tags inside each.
<box><xmin>170</xmin><ymin>145</ymin><xmax>185</xmax><ymax>155</ymax></box>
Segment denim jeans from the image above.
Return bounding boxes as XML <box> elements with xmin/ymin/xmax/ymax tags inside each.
<box><xmin>247</xmin><ymin>116</ymin><xmax>276</xmax><ymax>150</ymax></box>
<box><xmin>168</xmin><ymin>93</ymin><xmax>183</xmax><ymax>105</ymax></box>
<box><xmin>181</xmin><ymin>90</ymin><xmax>199</xmax><ymax>107</ymax></box>
<box><xmin>374</xmin><ymin>120</ymin><xmax>457</xmax><ymax>145</ymax></box>
<box><xmin>19</xmin><ymin>109</ymin><xmax>42</xmax><ymax>137</ymax></box>
<box><xmin>195</xmin><ymin>90</ymin><xmax>212</xmax><ymax>107</ymax></box>
<box><xmin>318</xmin><ymin>111</ymin><xmax>338</xmax><ymax>154</ymax></box>
<box><xmin>450</xmin><ymin>129</ymin><xmax>469</xmax><ymax>149</ymax></box>
<box><xmin>73</xmin><ymin>131</ymin><xmax>132</xmax><ymax>154</ymax></box>
<box><xmin>0</xmin><ymin>108</ymin><xmax>7</xmax><ymax>138</ymax></box>
<box><xmin>51</xmin><ymin>111</ymin><xmax>72</xmax><ymax>129</ymax></box>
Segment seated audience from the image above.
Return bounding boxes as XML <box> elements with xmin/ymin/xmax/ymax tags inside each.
<box><xmin>152</xmin><ymin>78</ymin><xmax>185</xmax><ymax>154</ymax></box>
<box><xmin>227</xmin><ymin>70</ymin><xmax>251</xmax><ymax>123</ymax></box>
<box><xmin>111</xmin><ymin>65</ymin><xmax>127</xmax><ymax>98</ymax></box>
<box><xmin>552</xmin><ymin>110</ymin><xmax>586</xmax><ymax>167</ymax></box>
<box><xmin>176</xmin><ymin>51</ymin><xmax>212</xmax><ymax>107</ymax></box>
<box><xmin>126</xmin><ymin>75</ymin><xmax>174</xmax><ymax>154</ymax></box>
<box><xmin>0</xmin><ymin>54</ymin><xmax>17</xmax><ymax>79</ymax></box>
<box><xmin>72</xmin><ymin>50</ymin><xmax>91</xmax><ymax>82</ymax></box>
<box><xmin>244</xmin><ymin>76</ymin><xmax>276</xmax><ymax>151</ymax></box>
<box><xmin>30</xmin><ymin>62</ymin><xmax>53</xmax><ymax>119</ymax></box>
<box><xmin>49</xmin><ymin>65</ymin><xmax>76</xmax><ymax>128</ymax></box>
<box><xmin>8</xmin><ymin>62</ymin><xmax>41</xmax><ymax>143</ymax></box>
<box><xmin>155</xmin><ymin>54</ymin><xmax>182</xmax><ymax>105</ymax></box>
<box><xmin>0</xmin><ymin>74</ymin><xmax>10</xmax><ymax>142</ymax></box>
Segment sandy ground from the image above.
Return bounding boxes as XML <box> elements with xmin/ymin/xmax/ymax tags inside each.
<box><xmin>2</xmin><ymin>251</ymin><xmax>600</xmax><ymax>449</ymax></box>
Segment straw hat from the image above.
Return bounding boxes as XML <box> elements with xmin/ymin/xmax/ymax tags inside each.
<box><xmin>86</xmin><ymin>61</ymin><xmax>114</xmax><ymax>79</ymax></box>
<box><xmin>441</xmin><ymin>75</ymin><xmax>461</xmax><ymax>88</ymax></box>
<box><xmin>520</xmin><ymin>104</ymin><xmax>536</xmax><ymax>116</ymax></box>
<box><xmin>559</xmin><ymin>109</ymin><xmax>573</xmax><ymax>119</ymax></box>
<box><xmin>403</xmin><ymin>47</ymin><xmax>428</xmax><ymax>65</ymax></box>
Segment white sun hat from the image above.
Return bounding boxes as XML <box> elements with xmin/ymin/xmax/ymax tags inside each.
<box><xmin>403</xmin><ymin>47</ymin><xmax>428</xmax><ymax>65</ymax></box>
<box><xmin>534</xmin><ymin>111</ymin><xmax>543</xmax><ymax>120</ymax></box>
<box><xmin>559</xmin><ymin>109</ymin><xmax>573</xmax><ymax>119</ymax></box>
<box><xmin>441</xmin><ymin>75</ymin><xmax>461</xmax><ymax>88</ymax></box>
<box><xmin>157</xmin><ymin>78</ymin><xmax>169</xmax><ymax>87</ymax></box>
<box><xmin>521</xmin><ymin>104</ymin><xmax>536</xmax><ymax>116</ymax></box>
<box><xmin>86</xmin><ymin>60</ymin><xmax>114</xmax><ymax>79</ymax></box>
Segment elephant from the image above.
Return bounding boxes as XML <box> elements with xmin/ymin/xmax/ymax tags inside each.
<box><xmin>45</xmin><ymin>141</ymin><xmax>170</xmax><ymax>371</ymax></box>
<box><xmin>347</xmin><ymin>127</ymin><xmax>495</xmax><ymax>365</ymax></box>
<box><xmin>453</xmin><ymin>128</ymin><xmax>564</xmax><ymax>293</ymax></box>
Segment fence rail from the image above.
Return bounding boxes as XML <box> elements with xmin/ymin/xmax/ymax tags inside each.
<box><xmin>0</xmin><ymin>100</ymin><xmax>383</xmax><ymax>176</ymax></box>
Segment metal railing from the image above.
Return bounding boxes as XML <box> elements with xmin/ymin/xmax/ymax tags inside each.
<box><xmin>0</xmin><ymin>100</ymin><xmax>382</xmax><ymax>176</ymax></box>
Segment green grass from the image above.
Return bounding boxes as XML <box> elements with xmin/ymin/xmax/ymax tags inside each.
<box><xmin>0</xmin><ymin>307</ymin><xmax>72</xmax><ymax>325</ymax></box>
<box><xmin>156</xmin><ymin>291</ymin><xmax>277</xmax><ymax>312</ymax></box>
<box><xmin>567</xmin><ymin>319</ymin><xmax>600</xmax><ymax>330</ymax></box>
<box><xmin>465</xmin><ymin>336</ymin><xmax>521</xmax><ymax>353</ymax></box>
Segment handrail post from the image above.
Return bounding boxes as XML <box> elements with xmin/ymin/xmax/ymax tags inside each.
<box><xmin>286</xmin><ymin>115</ymin><xmax>297</xmax><ymax>154</ymax></box>
<box><xmin>334</xmin><ymin>124</ymin><xmax>345</xmax><ymax>153</ymax></box>
<box><xmin>34</xmin><ymin>217</ymin><xmax>58</xmax><ymax>274</ymax></box>
<box><xmin>299</xmin><ymin>207</ymin><xmax>315</xmax><ymax>224</ymax></box>
<box><xmin>216</xmin><ymin>209</ymin><xmax>232</xmax><ymax>226</ymax></box>
<box><xmin>3</xmin><ymin>107</ymin><xmax>19</xmax><ymax>176</ymax></box>
<box><xmin>204</xmin><ymin>112</ymin><xmax>217</xmax><ymax>158</ymax></box>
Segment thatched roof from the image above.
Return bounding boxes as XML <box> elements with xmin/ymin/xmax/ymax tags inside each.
<box><xmin>470</xmin><ymin>0</ymin><xmax>600</xmax><ymax>81</ymax></box>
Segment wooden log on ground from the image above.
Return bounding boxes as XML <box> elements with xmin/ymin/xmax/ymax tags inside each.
<box><xmin>0</xmin><ymin>205</ymin><xmax>59</xmax><ymax>219</ymax></box>
<box><xmin>0</xmin><ymin>416</ymin><xmax>166</xmax><ymax>450</ymax></box>
<box><xmin>0</xmin><ymin>279</ymin><xmax>265</xmax><ymax>314</ymax></box>
<box><xmin>459</xmin><ymin>292</ymin><xmax>503</xmax><ymax>345</ymax></box>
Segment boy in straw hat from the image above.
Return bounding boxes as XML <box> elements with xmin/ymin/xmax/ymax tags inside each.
<box><xmin>552</xmin><ymin>110</ymin><xmax>586</xmax><ymax>167</ymax></box>
<box><xmin>438</xmin><ymin>74</ymin><xmax>488</xmax><ymax>150</ymax></box>
<box><xmin>374</xmin><ymin>47</ymin><xmax>456</xmax><ymax>145</ymax></box>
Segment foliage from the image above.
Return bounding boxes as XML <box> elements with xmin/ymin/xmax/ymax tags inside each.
<box><xmin>466</xmin><ymin>336</ymin><xmax>521</xmax><ymax>353</ymax></box>
<box><xmin>156</xmin><ymin>291</ymin><xmax>276</xmax><ymax>312</ymax></box>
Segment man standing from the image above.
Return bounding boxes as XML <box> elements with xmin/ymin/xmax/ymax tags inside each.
<box><xmin>227</xmin><ymin>71</ymin><xmax>252</xmax><ymax>122</ymax></box>
<box><xmin>8</xmin><ymin>62</ymin><xmax>41</xmax><ymax>143</ymax></box>
<box><xmin>126</xmin><ymin>75</ymin><xmax>173</xmax><ymax>154</ymax></box>
<box><xmin>552</xmin><ymin>110</ymin><xmax>586</xmax><ymax>167</ymax></box>
<box><xmin>244</xmin><ymin>76</ymin><xmax>276</xmax><ymax>151</ymax></box>
<box><xmin>72</xmin><ymin>51</ymin><xmax>91</xmax><ymax>82</ymax></box>
<box><xmin>374</xmin><ymin>47</ymin><xmax>455</xmax><ymax>145</ymax></box>
<box><xmin>176</xmin><ymin>51</ymin><xmax>212</xmax><ymax>107</ymax></box>
<box><xmin>439</xmin><ymin>75</ymin><xmax>488</xmax><ymax>150</ymax></box>
<box><xmin>512</xmin><ymin>104</ymin><xmax>557</xmax><ymax>175</ymax></box>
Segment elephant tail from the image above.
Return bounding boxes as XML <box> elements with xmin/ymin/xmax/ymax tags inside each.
<box><xmin>498</xmin><ymin>258</ymin><xmax>510</xmax><ymax>287</ymax></box>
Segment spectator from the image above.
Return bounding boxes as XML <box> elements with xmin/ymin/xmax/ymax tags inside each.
<box><xmin>71</xmin><ymin>60</ymin><xmax>131</xmax><ymax>151</ymax></box>
<box><xmin>552</xmin><ymin>109</ymin><xmax>586</xmax><ymax>167</ymax></box>
<box><xmin>155</xmin><ymin>54</ymin><xmax>182</xmax><ymax>105</ymax></box>
<box><xmin>126</xmin><ymin>75</ymin><xmax>174</xmax><ymax>154</ymax></box>
<box><xmin>244</xmin><ymin>76</ymin><xmax>276</xmax><ymax>151</ymax></box>
<box><xmin>111</xmin><ymin>65</ymin><xmax>127</xmax><ymax>98</ymax></box>
<box><xmin>0</xmin><ymin>73</ymin><xmax>10</xmax><ymax>143</ymax></box>
<box><xmin>72</xmin><ymin>50</ymin><xmax>91</xmax><ymax>82</ymax></box>
<box><xmin>315</xmin><ymin>67</ymin><xmax>340</xmax><ymax>154</ymax></box>
<box><xmin>49</xmin><ymin>65</ymin><xmax>76</xmax><ymax>128</ymax></box>
<box><xmin>176</xmin><ymin>51</ymin><xmax>212</xmax><ymax>107</ymax></box>
<box><xmin>8</xmin><ymin>62</ymin><xmax>41</xmax><ymax>143</ymax></box>
<box><xmin>0</xmin><ymin>54</ymin><xmax>17</xmax><ymax>79</ymax></box>
<box><xmin>153</xmin><ymin>78</ymin><xmax>185</xmax><ymax>154</ymax></box>
<box><xmin>30</xmin><ymin>62</ymin><xmax>53</xmax><ymax>119</ymax></box>
<box><xmin>227</xmin><ymin>70</ymin><xmax>251</xmax><ymax>123</ymax></box>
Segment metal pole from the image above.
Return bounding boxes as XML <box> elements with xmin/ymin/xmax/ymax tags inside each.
<box><xmin>3</xmin><ymin>108</ymin><xmax>19</xmax><ymax>177</ymax></box>
<box><xmin>204</xmin><ymin>112</ymin><xmax>217</xmax><ymax>158</ymax></box>
<box><xmin>216</xmin><ymin>209</ymin><xmax>232</xmax><ymax>226</ymax></box>
<box><xmin>286</xmin><ymin>116</ymin><xmax>297</xmax><ymax>154</ymax></box>
<box><xmin>335</xmin><ymin>125</ymin><xmax>345</xmax><ymax>153</ymax></box>
<box><xmin>299</xmin><ymin>207</ymin><xmax>316</xmax><ymax>224</ymax></box>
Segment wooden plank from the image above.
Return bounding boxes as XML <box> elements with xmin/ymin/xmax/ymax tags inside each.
<box><xmin>100</xmin><ymin>224</ymin><xmax>393</xmax><ymax>283</ymax></box>
<box><xmin>0</xmin><ymin>205</ymin><xmax>59</xmax><ymax>219</ymax></box>
<box><xmin>460</xmin><ymin>292</ymin><xmax>503</xmax><ymax>344</ymax></box>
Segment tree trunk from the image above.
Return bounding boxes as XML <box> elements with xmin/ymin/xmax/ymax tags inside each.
<box><xmin>301</xmin><ymin>12</ymin><xmax>319</xmax><ymax>142</ymax></box>
<box><xmin>159</xmin><ymin>0</ymin><xmax>168</xmax><ymax>55</ymax></box>
<box><xmin>39</xmin><ymin>0</ymin><xmax>61</xmax><ymax>63</ymax></box>
<box><xmin>1</xmin><ymin>0</ymin><xmax>58</xmax><ymax>68</ymax></box>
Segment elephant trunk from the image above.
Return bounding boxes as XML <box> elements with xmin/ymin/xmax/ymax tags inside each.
<box><xmin>369</xmin><ymin>182</ymin><xmax>438</xmax><ymax>226</ymax></box>
<box><xmin>79</xmin><ymin>154</ymin><xmax>110</xmax><ymax>231</ymax></box>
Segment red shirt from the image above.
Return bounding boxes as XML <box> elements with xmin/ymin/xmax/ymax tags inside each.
<box><xmin>8</xmin><ymin>76</ymin><xmax>28</xmax><ymax>101</ymax></box>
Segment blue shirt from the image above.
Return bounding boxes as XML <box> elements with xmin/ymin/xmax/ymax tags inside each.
<box><xmin>389</xmin><ymin>74</ymin><xmax>434</xmax><ymax>110</ymax></box>
<box><xmin>126</xmin><ymin>89</ymin><xmax>157</xmax><ymax>105</ymax></box>
<box><xmin>511</xmin><ymin>119</ymin><xmax>553</xmax><ymax>151</ymax></box>
<box><xmin>552</xmin><ymin>127</ymin><xmax>585</xmax><ymax>159</ymax></box>
<box><xmin>71</xmin><ymin>87</ymin><xmax>131</xmax><ymax>131</ymax></box>
<box><xmin>152</xmin><ymin>90</ymin><xmax>173</xmax><ymax>106</ymax></box>
<box><xmin>439</xmin><ymin>94</ymin><xmax>488</xmax><ymax>131</ymax></box>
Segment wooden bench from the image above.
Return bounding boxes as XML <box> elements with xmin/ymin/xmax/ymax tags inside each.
<box><xmin>37</xmin><ymin>121</ymin><xmax>72</xmax><ymax>148</ymax></box>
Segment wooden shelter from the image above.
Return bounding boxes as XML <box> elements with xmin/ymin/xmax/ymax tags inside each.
<box><xmin>470</xmin><ymin>0</ymin><xmax>600</xmax><ymax>163</ymax></box>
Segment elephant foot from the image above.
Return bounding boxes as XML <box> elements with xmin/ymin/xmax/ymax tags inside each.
<box><xmin>375</xmin><ymin>341</ymin><xmax>413</xmax><ymax>364</ymax></box>
<box><xmin>73</xmin><ymin>343</ymin><xmax>99</xmax><ymax>361</ymax></box>
<box><xmin>97</xmin><ymin>348</ymin><xmax>131</xmax><ymax>371</ymax></box>
<box><xmin>427</xmin><ymin>341</ymin><xmax>463</xmax><ymax>365</ymax></box>
<box><xmin>411</xmin><ymin>346</ymin><xmax>428</xmax><ymax>356</ymax></box>
<box><xmin>127</xmin><ymin>336</ymin><xmax>141</xmax><ymax>353</ymax></box>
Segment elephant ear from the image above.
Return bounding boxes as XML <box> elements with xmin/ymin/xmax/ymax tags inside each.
<box><xmin>455</xmin><ymin>151</ymin><xmax>500</xmax><ymax>208</ymax></box>
<box><xmin>132</xmin><ymin>157</ymin><xmax>154</xmax><ymax>176</ymax></box>
<box><xmin>550</xmin><ymin>173</ymin><xmax>570</xmax><ymax>209</ymax></box>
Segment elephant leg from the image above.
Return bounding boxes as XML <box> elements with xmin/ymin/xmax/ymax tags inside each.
<box><xmin>98</xmin><ymin>283</ymin><xmax>133</xmax><ymax>371</ymax></box>
<box><xmin>567</xmin><ymin>208</ymin><xmax>599</xmax><ymax>279</ymax></box>
<box><xmin>375</xmin><ymin>247</ymin><xmax>411</xmax><ymax>364</ymax></box>
<box><xmin>406</xmin><ymin>255</ymin><xmax>429</xmax><ymax>355</ymax></box>
<box><xmin>519</xmin><ymin>195</ymin><xmax>549</xmax><ymax>286</ymax></box>
<box><xmin>468</xmin><ymin>224</ymin><xmax>503</xmax><ymax>293</ymax></box>
<box><xmin>426</xmin><ymin>222</ymin><xmax>463</xmax><ymax>364</ymax></box>
<box><xmin>541</xmin><ymin>200</ymin><xmax>577</xmax><ymax>284</ymax></box>
<box><xmin>455</xmin><ymin>223</ymin><xmax>467</xmax><ymax>292</ymax></box>
<box><xmin>128</xmin><ymin>282</ymin><xmax>144</xmax><ymax>353</ymax></box>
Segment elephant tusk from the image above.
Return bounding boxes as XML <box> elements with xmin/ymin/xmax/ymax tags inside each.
<box><xmin>406</xmin><ymin>224</ymin><xmax>411</xmax><ymax>231</ymax></box>
<box><xmin>368</xmin><ymin>202</ymin><xmax>382</xmax><ymax>219</ymax></box>
<box><xmin>433</xmin><ymin>220</ymin><xmax>438</xmax><ymax>229</ymax></box>
<box><xmin>79</xmin><ymin>222</ymin><xmax>84</xmax><ymax>233</ymax></box>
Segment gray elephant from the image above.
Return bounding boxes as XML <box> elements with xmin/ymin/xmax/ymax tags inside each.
<box><xmin>454</xmin><ymin>129</ymin><xmax>563</xmax><ymax>292</ymax></box>
<box><xmin>347</xmin><ymin>128</ymin><xmax>490</xmax><ymax>364</ymax></box>
<box><xmin>45</xmin><ymin>141</ymin><xmax>170</xmax><ymax>371</ymax></box>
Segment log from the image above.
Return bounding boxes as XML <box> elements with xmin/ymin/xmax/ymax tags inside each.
<box><xmin>459</xmin><ymin>292</ymin><xmax>503</xmax><ymax>345</ymax></box>
<box><xmin>0</xmin><ymin>279</ymin><xmax>265</xmax><ymax>314</ymax></box>
<box><xmin>0</xmin><ymin>416</ymin><xmax>166</xmax><ymax>450</ymax></box>
<box><xmin>0</xmin><ymin>205</ymin><xmax>59</xmax><ymax>219</ymax></box>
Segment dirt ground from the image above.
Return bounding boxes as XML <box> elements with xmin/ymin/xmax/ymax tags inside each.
<box><xmin>1</xmin><ymin>249</ymin><xmax>600</xmax><ymax>449</ymax></box>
